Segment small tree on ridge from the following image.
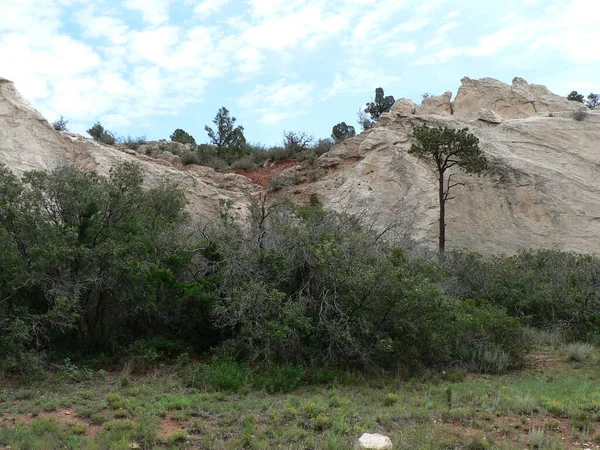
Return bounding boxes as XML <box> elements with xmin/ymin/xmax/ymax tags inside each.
<box><xmin>409</xmin><ymin>125</ymin><xmax>488</xmax><ymax>252</ymax></box>
<box><xmin>205</xmin><ymin>107</ymin><xmax>245</xmax><ymax>151</ymax></box>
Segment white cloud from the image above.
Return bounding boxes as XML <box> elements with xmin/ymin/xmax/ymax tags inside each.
<box><xmin>123</xmin><ymin>0</ymin><xmax>172</xmax><ymax>25</ymax></box>
<box><xmin>240</xmin><ymin>5</ymin><xmax>347</xmax><ymax>52</ymax></box>
<box><xmin>2</xmin><ymin>0</ymin><xmax>598</xmax><ymax>142</ymax></box>
<box><xmin>327</xmin><ymin>67</ymin><xmax>402</xmax><ymax>99</ymax></box>
<box><xmin>192</xmin><ymin>0</ymin><xmax>230</xmax><ymax>17</ymax></box>
<box><xmin>238</xmin><ymin>79</ymin><xmax>316</xmax><ymax>124</ymax></box>
<box><xmin>235</xmin><ymin>47</ymin><xmax>263</xmax><ymax>75</ymax></box>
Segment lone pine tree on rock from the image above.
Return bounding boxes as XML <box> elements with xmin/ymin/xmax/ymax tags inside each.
<box><xmin>409</xmin><ymin>125</ymin><xmax>488</xmax><ymax>252</ymax></box>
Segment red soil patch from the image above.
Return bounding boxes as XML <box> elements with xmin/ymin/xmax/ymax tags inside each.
<box><xmin>227</xmin><ymin>159</ymin><xmax>300</xmax><ymax>185</ymax></box>
<box><xmin>7</xmin><ymin>409</ymin><xmax>101</xmax><ymax>436</ymax></box>
<box><xmin>158</xmin><ymin>417</ymin><xmax>185</xmax><ymax>439</ymax></box>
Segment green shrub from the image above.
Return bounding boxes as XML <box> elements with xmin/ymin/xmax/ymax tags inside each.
<box><xmin>442</xmin><ymin>250</ymin><xmax>600</xmax><ymax>342</ymax></box>
<box><xmin>383</xmin><ymin>393</ymin><xmax>399</xmax><ymax>406</ymax></box>
<box><xmin>454</xmin><ymin>301</ymin><xmax>528</xmax><ymax>372</ymax></box>
<box><xmin>170</xmin><ymin>128</ymin><xmax>196</xmax><ymax>145</ymax></box>
<box><xmin>562</xmin><ymin>342</ymin><xmax>595</xmax><ymax>362</ymax></box>
<box><xmin>186</xmin><ymin>359</ymin><xmax>249</xmax><ymax>392</ymax></box>
<box><xmin>87</xmin><ymin>121</ymin><xmax>116</xmax><ymax>145</ymax></box>
<box><xmin>251</xmin><ymin>364</ymin><xmax>305</xmax><ymax>393</ymax></box>
<box><xmin>180</xmin><ymin>151</ymin><xmax>201</xmax><ymax>166</ymax></box>
<box><xmin>119</xmin><ymin>135</ymin><xmax>146</xmax><ymax>150</ymax></box>
<box><xmin>467</xmin><ymin>345</ymin><xmax>512</xmax><ymax>374</ymax></box>
<box><xmin>230</xmin><ymin>154</ymin><xmax>259</xmax><ymax>170</ymax></box>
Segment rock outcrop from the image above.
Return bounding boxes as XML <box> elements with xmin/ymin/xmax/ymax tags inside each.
<box><xmin>273</xmin><ymin>77</ymin><xmax>600</xmax><ymax>254</ymax></box>
<box><xmin>0</xmin><ymin>77</ymin><xmax>258</xmax><ymax>222</ymax></box>
<box><xmin>420</xmin><ymin>91</ymin><xmax>453</xmax><ymax>116</ymax></box>
<box><xmin>453</xmin><ymin>76</ymin><xmax>580</xmax><ymax>119</ymax></box>
<box><xmin>2</xmin><ymin>75</ymin><xmax>600</xmax><ymax>255</ymax></box>
<box><xmin>478</xmin><ymin>108</ymin><xmax>503</xmax><ymax>124</ymax></box>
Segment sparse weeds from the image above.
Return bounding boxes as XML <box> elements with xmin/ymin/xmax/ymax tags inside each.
<box><xmin>562</xmin><ymin>342</ymin><xmax>595</xmax><ymax>362</ymax></box>
<box><xmin>1</xmin><ymin>343</ymin><xmax>599</xmax><ymax>449</ymax></box>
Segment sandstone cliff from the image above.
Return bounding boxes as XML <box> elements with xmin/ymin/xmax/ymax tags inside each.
<box><xmin>274</xmin><ymin>77</ymin><xmax>600</xmax><ymax>254</ymax></box>
<box><xmin>0</xmin><ymin>77</ymin><xmax>258</xmax><ymax>221</ymax></box>
<box><xmin>2</xmin><ymin>75</ymin><xmax>599</xmax><ymax>254</ymax></box>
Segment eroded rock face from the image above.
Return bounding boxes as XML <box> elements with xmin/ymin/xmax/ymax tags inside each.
<box><xmin>0</xmin><ymin>78</ymin><xmax>258</xmax><ymax>222</ymax></box>
<box><xmin>391</xmin><ymin>98</ymin><xmax>419</xmax><ymax>117</ymax></box>
<box><xmin>420</xmin><ymin>91</ymin><xmax>452</xmax><ymax>116</ymax></box>
<box><xmin>3</xmin><ymin>75</ymin><xmax>600</xmax><ymax>255</ymax></box>
<box><xmin>274</xmin><ymin>77</ymin><xmax>600</xmax><ymax>254</ymax></box>
<box><xmin>478</xmin><ymin>108</ymin><xmax>503</xmax><ymax>124</ymax></box>
<box><xmin>453</xmin><ymin>76</ymin><xmax>580</xmax><ymax>119</ymax></box>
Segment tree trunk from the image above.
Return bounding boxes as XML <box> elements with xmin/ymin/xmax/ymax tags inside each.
<box><xmin>438</xmin><ymin>171</ymin><xmax>445</xmax><ymax>252</ymax></box>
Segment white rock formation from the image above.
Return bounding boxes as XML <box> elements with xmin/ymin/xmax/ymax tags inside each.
<box><xmin>358</xmin><ymin>433</ymin><xmax>393</xmax><ymax>449</ymax></box>
<box><xmin>391</xmin><ymin>98</ymin><xmax>419</xmax><ymax>117</ymax></box>
<box><xmin>420</xmin><ymin>91</ymin><xmax>453</xmax><ymax>116</ymax></box>
<box><xmin>3</xmin><ymin>75</ymin><xmax>600</xmax><ymax>255</ymax></box>
<box><xmin>453</xmin><ymin>76</ymin><xmax>580</xmax><ymax>119</ymax></box>
<box><xmin>478</xmin><ymin>108</ymin><xmax>503</xmax><ymax>124</ymax></box>
<box><xmin>274</xmin><ymin>77</ymin><xmax>600</xmax><ymax>255</ymax></box>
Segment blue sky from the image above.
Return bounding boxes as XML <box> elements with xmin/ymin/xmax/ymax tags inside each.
<box><xmin>1</xmin><ymin>0</ymin><xmax>598</xmax><ymax>146</ymax></box>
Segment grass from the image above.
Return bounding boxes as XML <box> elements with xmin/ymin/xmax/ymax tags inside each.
<box><xmin>562</xmin><ymin>342</ymin><xmax>596</xmax><ymax>362</ymax></box>
<box><xmin>0</xmin><ymin>345</ymin><xmax>599</xmax><ymax>449</ymax></box>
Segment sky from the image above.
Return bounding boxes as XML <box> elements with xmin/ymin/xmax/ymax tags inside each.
<box><xmin>1</xmin><ymin>0</ymin><xmax>598</xmax><ymax>147</ymax></box>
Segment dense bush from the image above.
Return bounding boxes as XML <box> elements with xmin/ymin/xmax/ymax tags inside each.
<box><xmin>190</xmin><ymin>198</ymin><xmax>528</xmax><ymax>372</ymax></box>
<box><xmin>170</xmin><ymin>128</ymin><xmax>196</xmax><ymax>146</ymax></box>
<box><xmin>3</xmin><ymin>163</ymin><xmax>600</xmax><ymax>377</ymax></box>
<box><xmin>0</xmin><ymin>163</ymin><xmax>191</xmax><ymax>371</ymax></box>
<box><xmin>440</xmin><ymin>250</ymin><xmax>600</xmax><ymax>341</ymax></box>
<box><xmin>87</xmin><ymin>122</ymin><xmax>116</xmax><ymax>145</ymax></box>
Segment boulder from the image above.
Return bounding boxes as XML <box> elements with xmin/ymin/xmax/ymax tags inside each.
<box><xmin>478</xmin><ymin>108</ymin><xmax>503</xmax><ymax>124</ymax></box>
<box><xmin>419</xmin><ymin>91</ymin><xmax>452</xmax><ymax>116</ymax></box>
<box><xmin>391</xmin><ymin>98</ymin><xmax>418</xmax><ymax>117</ymax></box>
<box><xmin>358</xmin><ymin>433</ymin><xmax>393</xmax><ymax>449</ymax></box>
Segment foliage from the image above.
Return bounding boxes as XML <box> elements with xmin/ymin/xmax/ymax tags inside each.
<box><xmin>409</xmin><ymin>125</ymin><xmax>488</xmax><ymax>251</ymax></box>
<box><xmin>567</xmin><ymin>91</ymin><xmax>585</xmax><ymax>103</ymax></box>
<box><xmin>0</xmin><ymin>162</ymin><xmax>189</xmax><ymax>372</ymax></box>
<box><xmin>364</xmin><ymin>87</ymin><xmax>395</xmax><ymax>122</ymax></box>
<box><xmin>440</xmin><ymin>250</ymin><xmax>600</xmax><ymax>342</ymax></box>
<box><xmin>170</xmin><ymin>128</ymin><xmax>196</xmax><ymax>146</ymax></box>
<box><xmin>118</xmin><ymin>135</ymin><xmax>146</xmax><ymax>150</ymax></box>
<box><xmin>283</xmin><ymin>131</ymin><xmax>313</xmax><ymax>153</ymax></box>
<box><xmin>197</xmin><ymin>200</ymin><xmax>526</xmax><ymax>371</ymax></box>
<box><xmin>586</xmin><ymin>93</ymin><xmax>599</xmax><ymax>109</ymax></box>
<box><xmin>51</xmin><ymin>116</ymin><xmax>69</xmax><ymax>132</ymax></box>
<box><xmin>4</xmin><ymin>161</ymin><xmax>600</xmax><ymax>379</ymax></box>
<box><xmin>568</xmin><ymin>90</ymin><xmax>599</xmax><ymax>109</ymax></box>
<box><xmin>331</xmin><ymin>122</ymin><xmax>356</xmax><ymax>143</ymax></box>
<box><xmin>86</xmin><ymin>122</ymin><xmax>116</xmax><ymax>145</ymax></box>
<box><xmin>205</xmin><ymin>107</ymin><xmax>246</xmax><ymax>151</ymax></box>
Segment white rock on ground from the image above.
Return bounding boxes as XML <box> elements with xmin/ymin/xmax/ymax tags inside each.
<box><xmin>358</xmin><ymin>433</ymin><xmax>393</xmax><ymax>449</ymax></box>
